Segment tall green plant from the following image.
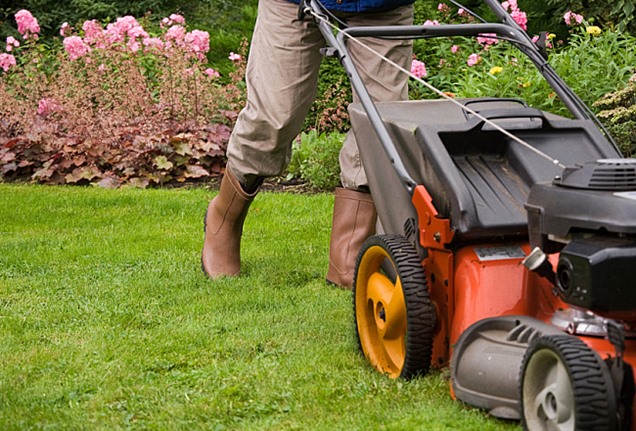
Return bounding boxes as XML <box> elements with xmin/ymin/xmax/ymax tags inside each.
<box><xmin>287</xmin><ymin>131</ymin><xmax>344</xmax><ymax>191</ymax></box>
<box><xmin>525</xmin><ymin>0</ymin><xmax>636</xmax><ymax>35</ymax></box>
<box><xmin>1</xmin><ymin>0</ymin><xmax>199</xmax><ymax>36</ymax></box>
<box><xmin>594</xmin><ymin>74</ymin><xmax>636</xmax><ymax>156</ymax></box>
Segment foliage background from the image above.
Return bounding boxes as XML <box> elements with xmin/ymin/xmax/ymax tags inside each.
<box><xmin>1</xmin><ymin>0</ymin><xmax>636</xmax><ymax>188</ymax></box>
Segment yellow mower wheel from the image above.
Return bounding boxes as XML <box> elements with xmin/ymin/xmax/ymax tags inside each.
<box><xmin>353</xmin><ymin>234</ymin><xmax>435</xmax><ymax>379</ymax></box>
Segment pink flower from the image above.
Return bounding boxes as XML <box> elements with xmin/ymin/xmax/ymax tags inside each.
<box><xmin>477</xmin><ymin>33</ymin><xmax>499</xmax><ymax>46</ymax></box>
<box><xmin>424</xmin><ymin>19</ymin><xmax>440</xmax><ymax>26</ymax></box>
<box><xmin>169</xmin><ymin>14</ymin><xmax>186</xmax><ymax>25</ymax></box>
<box><xmin>411</xmin><ymin>59</ymin><xmax>427</xmax><ymax>78</ymax></box>
<box><xmin>510</xmin><ymin>9</ymin><xmax>527</xmax><ymax>30</ymax></box>
<box><xmin>6</xmin><ymin>36</ymin><xmax>20</xmax><ymax>52</ymax></box>
<box><xmin>60</xmin><ymin>22</ymin><xmax>72</xmax><ymax>37</ymax></box>
<box><xmin>15</xmin><ymin>10</ymin><xmax>40</xmax><ymax>39</ymax></box>
<box><xmin>204</xmin><ymin>68</ymin><xmax>220</xmax><ymax>78</ymax></box>
<box><xmin>501</xmin><ymin>0</ymin><xmax>518</xmax><ymax>11</ymax></box>
<box><xmin>185</xmin><ymin>30</ymin><xmax>210</xmax><ymax>60</ymax></box>
<box><xmin>37</xmin><ymin>98</ymin><xmax>61</xmax><ymax>117</ymax></box>
<box><xmin>113</xmin><ymin>16</ymin><xmax>139</xmax><ymax>34</ymax></box>
<box><xmin>161</xmin><ymin>14</ymin><xmax>186</xmax><ymax>28</ymax></box>
<box><xmin>143</xmin><ymin>37</ymin><xmax>164</xmax><ymax>52</ymax></box>
<box><xmin>228</xmin><ymin>52</ymin><xmax>242</xmax><ymax>61</ymax></box>
<box><xmin>438</xmin><ymin>3</ymin><xmax>450</xmax><ymax>13</ymax></box>
<box><xmin>103</xmin><ymin>16</ymin><xmax>141</xmax><ymax>46</ymax></box>
<box><xmin>458</xmin><ymin>8</ymin><xmax>469</xmax><ymax>17</ymax></box>
<box><xmin>467</xmin><ymin>53</ymin><xmax>481</xmax><ymax>66</ymax></box>
<box><xmin>0</xmin><ymin>53</ymin><xmax>17</xmax><ymax>72</ymax></box>
<box><xmin>451</xmin><ymin>44</ymin><xmax>460</xmax><ymax>53</ymax></box>
<box><xmin>532</xmin><ymin>34</ymin><xmax>553</xmax><ymax>48</ymax></box>
<box><xmin>128</xmin><ymin>25</ymin><xmax>149</xmax><ymax>40</ymax></box>
<box><xmin>500</xmin><ymin>0</ymin><xmax>527</xmax><ymax>30</ymax></box>
<box><xmin>82</xmin><ymin>20</ymin><xmax>104</xmax><ymax>46</ymax></box>
<box><xmin>63</xmin><ymin>36</ymin><xmax>91</xmax><ymax>61</ymax></box>
<box><xmin>564</xmin><ymin>11</ymin><xmax>584</xmax><ymax>26</ymax></box>
<box><xmin>165</xmin><ymin>25</ymin><xmax>186</xmax><ymax>49</ymax></box>
<box><xmin>127</xmin><ymin>39</ymin><xmax>141</xmax><ymax>52</ymax></box>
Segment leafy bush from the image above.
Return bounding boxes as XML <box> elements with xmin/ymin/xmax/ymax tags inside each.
<box><xmin>0</xmin><ymin>1</ymin><xmax>259</xmax><ymax>76</ymax></box>
<box><xmin>411</xmin><ymin>3</ymin><xmax>636</xmax><ymax>119</ymax></box>
<box><xmin>0</xmin><ymin>11</ymin><xmax>247</xmax><ymax>187</ymax></box>
<box><xmin>594</xmin><ymin>74</ymin><xmax>636</xmax><ymax>156</ymax></box>
<box><xmin>306</xmin><ymin>59</ymin><xmax>351</xmax><ymax>133</ymax></box>
<box><xmin>188</xmin><ymin>3</ymin><xmax>258</xmax><ymax>68</ymax></box>
<box><xmin>1</xmin><ymin>0</ymin><xmax>199</xmax><ymax>37</ymax></box>
<box><xmin>287</xmin><ymin>131</ymin><xmax>344</xmax><ymax>190</ymax></box>
<box><xmin>527</xmin><ymin>0</ymin><xmax>636</xmax><ymax>36</ymax></box>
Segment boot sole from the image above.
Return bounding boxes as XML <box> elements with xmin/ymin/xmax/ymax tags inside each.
<box><xmin>201</xmin><ymin>207</ymin><xmax>209</xmax><ymax>275</ymax></box>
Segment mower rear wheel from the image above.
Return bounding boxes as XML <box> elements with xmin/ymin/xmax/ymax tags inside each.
<box><xmin>353</xmin><ymin>234</ymin><xmax>435</xmax><ymax>379</ymax></box>
<box><xmin>520</xmin><ymin>334</ymin><xmax>617</xmax><ymax>431</ymax></box>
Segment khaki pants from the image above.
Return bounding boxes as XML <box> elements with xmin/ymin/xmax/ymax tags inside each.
<box><xmin>226</xmin><ymin>0</ymin><xmax>413</xmax><ymax>190</ymax></box>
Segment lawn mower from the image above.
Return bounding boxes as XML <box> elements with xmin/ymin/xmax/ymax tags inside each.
<box><xmin>301</xmin><ymin>0</ymin><xmax>636</xmax><ymax>429</ymax></box>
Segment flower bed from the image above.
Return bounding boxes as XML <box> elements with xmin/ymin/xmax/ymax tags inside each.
<box><xmin>0</xmin><ymin>10</ymin><xmax>246</xmax><ymax>187</ymax></box>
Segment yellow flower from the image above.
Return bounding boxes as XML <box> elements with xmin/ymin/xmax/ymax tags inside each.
<box><xmin>586</xmin><ymin>26</ymin><xmax>602</xmax><ymax>36</ymax></box>
<box><xmin>489</xmin><ymin>66</ymin><xmax>504</xmax><ymax>75</ymax></box>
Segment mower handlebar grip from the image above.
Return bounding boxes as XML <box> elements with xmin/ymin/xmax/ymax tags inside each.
<box><xmin>465</xmin><ymin>107</ymin><xmax>550</xmax><ymax>129</ymax></box>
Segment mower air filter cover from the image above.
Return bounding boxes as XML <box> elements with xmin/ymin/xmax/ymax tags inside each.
<box><xmin>555</xmin><ymin>158</ymin><xmax>636</xmax><ymax>190</ymax></box>
<box><xmin>557</xmin><ymin>236</ymin><xmax>636</xmax><ymax>319</ymax></box>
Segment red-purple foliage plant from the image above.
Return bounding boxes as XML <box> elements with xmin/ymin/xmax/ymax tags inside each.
<box><xmin>0</xmin><ymin>11</ymin><xmax>246</xmax><ymax>187</ymax></box>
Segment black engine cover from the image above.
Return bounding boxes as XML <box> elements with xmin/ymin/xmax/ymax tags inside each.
<box><xmin>557</xmin><ymin>237</ymin><xmax>636</xmax><ymax>318</ymax></box>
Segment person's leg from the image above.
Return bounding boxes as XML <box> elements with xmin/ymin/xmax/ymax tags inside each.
<box><xmin>327</xmin><ymin>5</ymin><xmax>414</xmax><ymax>288</ymax></box>
<box><xmin>339</xmin><ymin>4</ymin><xmax>414</xmax><ymax>191</ymax></box>
<box><xmin>226</xmin><ymin>0</ymin><xmax>325</xmax><ymax>186</ymax></box>
<box><xmin>202</xmin><ymin>0</ymin><xmax>324</xmax><ymax>278</ymax></box>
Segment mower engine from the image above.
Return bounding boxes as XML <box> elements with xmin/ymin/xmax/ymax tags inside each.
<box><xmin>526</xmin><ymin>158</ymin><xmax>636</xmax><ymax>322</ymax></box>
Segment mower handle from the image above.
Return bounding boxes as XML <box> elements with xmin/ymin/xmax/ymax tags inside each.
<box><xmin>301</xmin><ymin>0</ymin><xmax>622</xmax><ymax>195</ymax></box>
<box><xmin>464</xmin><ymin>108</ymin><xmax>551</xmax><ymax>130</ymax></box>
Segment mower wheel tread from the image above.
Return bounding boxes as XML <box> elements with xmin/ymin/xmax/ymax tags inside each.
<box><xmin>520</xmin><ymin>334</ymin><xmax>617</xmax><ymax>431</ymax></box>
<box><xmin>353</xmin><ymin>234</ymin><xmax>435</xmax><ymax>379</ymax></box>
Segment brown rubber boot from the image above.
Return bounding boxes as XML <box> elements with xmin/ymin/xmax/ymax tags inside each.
<box><xmin>201</xmin><ymin>168</ymin><xmax>258</xmax><ymax>278</ymax></box>
<box><xmin>326</xmin><ymin>187</ymin><xmax>377</xmax><ymax>289</ymax></box>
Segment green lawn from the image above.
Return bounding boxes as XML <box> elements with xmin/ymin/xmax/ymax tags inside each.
<box><xmin>0</xmin><ymin>184</ymin><xmax>520</xmax><ymax>430</ymax></box>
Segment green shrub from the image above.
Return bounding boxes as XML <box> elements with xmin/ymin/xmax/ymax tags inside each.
<box><xmin>188</xmin><ymin>3</ymin><xmax>257</xmax><ymax>69</ymax></box>
<box><xmin>526</xmin><ymin>0</ymin><xmax>636</xmax><ymax>36</ymax></box>
<box><xmin>287</xmin><ymin>131</ymin><xmax>344</xmax><ymax>191</ymax></box>
<box><xmin>411</xmin><ymin>8</ymin><xmax>636</xmax><ymax>118</ymax></box>
<box><xmin>0</xmin><ymin>0</ymin><xmax>199</xmax><ymax>37</ymax></box>
<box><xmin>0</xmin><ymin>11</ymin><xmax>247</xmax><ymax>188</ymax></box>
<box><xmin>594</xmin><ymin>74</ymin><xmax>636</xmax><ymax>156</ymax></box>
<box><xmin>305</xmin><ymin>59</ymin><xmax>351</xmax><ymax>133</ymax></box>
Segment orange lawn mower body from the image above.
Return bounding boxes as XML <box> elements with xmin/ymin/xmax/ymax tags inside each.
<box><xmin>303</xmin><ymin>0</ymin><xmax>636</xmax><ymax>429</ymax></box>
